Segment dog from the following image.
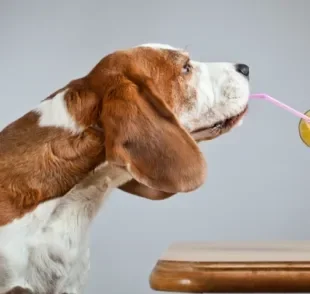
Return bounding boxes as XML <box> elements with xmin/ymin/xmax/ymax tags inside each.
<box><xmin>0</xmin><ymin>43</ymin><xmax>249</xmax><ymax>293</ymax></box>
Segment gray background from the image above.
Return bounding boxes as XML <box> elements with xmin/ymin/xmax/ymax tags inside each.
<box><xmin>1</xmin><ymin>0</ymin><xmax>309</xmax><ymax>293</ymax></box>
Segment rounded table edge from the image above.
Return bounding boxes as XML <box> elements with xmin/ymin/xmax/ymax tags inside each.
<box><xmin>149</xmin><ymin>259</ymin><xmax>310</xmax><ymax>293</ymax></box>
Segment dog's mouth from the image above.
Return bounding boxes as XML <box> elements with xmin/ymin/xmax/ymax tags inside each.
<box><xmin>190</xmin><ymin>105</ymin><xmax>248</xmax><ymax>142</ymax></box>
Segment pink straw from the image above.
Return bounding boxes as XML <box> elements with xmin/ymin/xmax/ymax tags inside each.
<box><xmin>249</xmin><ymin>93</ymin><xmax>310</xmax><ymax>124</ymax></box>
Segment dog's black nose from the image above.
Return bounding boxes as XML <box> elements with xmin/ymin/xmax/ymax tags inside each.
<box><xmin>235</xmin><ymin>63</ymin><xmax>249</xmax><ymax>77</ymax></box>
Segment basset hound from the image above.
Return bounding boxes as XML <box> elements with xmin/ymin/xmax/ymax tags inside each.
<box><xmin>0</xmin><ymin>43</ymin><xmax>249</xmax><ymax>293</ymax></box>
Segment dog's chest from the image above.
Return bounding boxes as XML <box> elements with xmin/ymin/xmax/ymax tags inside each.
<box><xmin>0</xmin><ymin>197</ymin><xmax>88</xmax><ymax>294</ymax></box>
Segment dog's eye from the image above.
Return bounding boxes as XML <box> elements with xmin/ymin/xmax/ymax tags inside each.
<box><xmin>181</xmin><ymin>61</ymin><xmax>192</xmax><ymax>74</ymax></box>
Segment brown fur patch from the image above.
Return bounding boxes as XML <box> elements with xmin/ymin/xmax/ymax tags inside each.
<box><xmin>5</xmin><ymin>286</ymin><xmax>33</xmax><ymax>294</ymax></box>
<box><xmin>0</xmin><ymin>111</ymin><xmax>105</xmax><ymax>225</ymax></box>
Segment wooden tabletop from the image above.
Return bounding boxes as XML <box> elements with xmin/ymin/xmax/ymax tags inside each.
<box><xmin>149</xmin><ymin>241</ymin><xmax>310</xmax><ymax>293</ymax></box>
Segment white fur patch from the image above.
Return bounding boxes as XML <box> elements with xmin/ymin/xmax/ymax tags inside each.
<box><xmin>0</xmin><ymin>198</ymin><xmax>60</xmax><ymax>293</ymax></box>
<box><xmin>138</xmin><ymin>43</ymin><xmax>179</xmax><ymax>51</ymax></box>
<box><xmin>35</xmin><ymin>91</ymin><xmax>83</xmax><ymax>133</ymax></box>
<box><xmin>179</xmin><ymin>61</ymin><xmax>249</xmax><ymax>132</ymax></box>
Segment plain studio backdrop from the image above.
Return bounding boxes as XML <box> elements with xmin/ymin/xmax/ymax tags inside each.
<box><xmin>1</xmin><ymin>0</ymin><xmax>309</xmax><ymax>293</ymax></box>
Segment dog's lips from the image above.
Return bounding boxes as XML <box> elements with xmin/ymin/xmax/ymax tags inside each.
<box><xmin>190</xmin><ymin>105</ymin><xmax>248</xmax><ymax>141</ymax></box>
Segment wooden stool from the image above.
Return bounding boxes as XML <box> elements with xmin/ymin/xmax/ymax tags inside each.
<box><xmin>149</xmin><ymin>241</ymin><xmax>310</xmax><ymax>293</ymax></box>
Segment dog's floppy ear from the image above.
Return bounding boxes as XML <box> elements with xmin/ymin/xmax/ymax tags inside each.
<box><xmin>119</xmin><ymin>180</ymin><xmax>175</xmax><ymax>200</ymax></box>
<box><xmin>101</xmin><ymin>74</ymin><xmax>207</xmax><ymax>194</ymax></box>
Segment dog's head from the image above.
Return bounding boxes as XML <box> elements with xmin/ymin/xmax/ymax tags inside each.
<box><xmin>64</xmin><ymin>43</ymin><xmax>250</xmax><ymax>198</ymax></box>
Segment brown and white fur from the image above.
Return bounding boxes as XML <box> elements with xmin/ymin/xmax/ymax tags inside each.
<box><xmin>0</xmin><ymin>43</ymin><xmax>250</xmax><ymax>293</ymax></box>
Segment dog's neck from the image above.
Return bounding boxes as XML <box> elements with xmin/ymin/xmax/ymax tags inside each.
<box><xmin>41</xmin><ymin>162</ymin><xmax>133</xmax><ymax>235</ymax></box>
